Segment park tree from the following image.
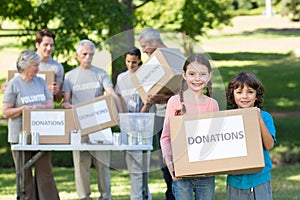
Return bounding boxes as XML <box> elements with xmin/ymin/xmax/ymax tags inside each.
<box><xmin>136</xmin><ymin>0</ymin><xmax>231</xmax><ymax>55</ymax></box>
<box><xmin>0</xmin><ymin>0</ymin><xmax>135</xmax><ymax>82</ymax></box>
<box><xmin>0</xmin><ymin>0</ymin><xmax>231</xmax><ymax>83</ymax></box>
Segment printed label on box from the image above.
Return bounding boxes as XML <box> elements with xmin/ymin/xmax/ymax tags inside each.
<box><xmin>75</xmin><ymin>100</ymin><xmax>111</xmax><ymax>129</ymax></box>
<box><xmin>185</xmin><ymin>115</ymin><xmax>247</xmax><ymax>162</ymax></box>
<box><xmin>30</xmin><ymin>111</ymin><xmax>65</xmax><ymax>136</ymax></box>
<box><xmin>136</xmin><ymin>56</ymin><xmax>165</xmax><ymax>92</ymax></box>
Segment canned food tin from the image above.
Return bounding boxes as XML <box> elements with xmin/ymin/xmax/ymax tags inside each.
<box><xmin>128</xmin><ymin>134</ymin><xmax>137</xmax><ymax>145</ymax></box>
<box><xmin>19</xmin><ymin>131</ymin><xmax>28</xmax><ymax>145</ymax></box>
<box><xmin>113</xmin><ymin>133</ymin><xmax>121</xmax><ymax>145</ymax></box>
<box><xmin>31</xmin><ymin>132</ymin><xmax>39</xmax><ymax>145</ymax></box>
<box><xmin>70</xmin><ymin>130</ymin><xmax>81</xmax><ymax>145</ymax></box>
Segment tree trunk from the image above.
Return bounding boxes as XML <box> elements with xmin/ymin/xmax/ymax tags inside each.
<box><xmin>110</xmin><ymin>0</ymin><xmax>135</xmax><ymax>85</ymax></box>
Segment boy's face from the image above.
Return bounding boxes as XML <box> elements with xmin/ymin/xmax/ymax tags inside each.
<box><xmin>233</xmin><ymin>84</ymin><xmax>257</xmax><ymax>108</ymax></box>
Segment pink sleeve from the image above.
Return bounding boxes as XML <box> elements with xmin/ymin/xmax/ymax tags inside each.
<box><xmin>160</xmin><ymin>96</ymin><xmax>180</xmax><ymax>161</ymax></box>
<box><xmin>212</xmin><ymin>98</ymin><xmax>219</xmax><ymax>112</ymax></box>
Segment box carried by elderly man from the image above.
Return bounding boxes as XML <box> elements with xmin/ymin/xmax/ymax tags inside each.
<box><xmin>131</xmin><ymin>48</ymin><xmax>186</xmax><ymax>103</ymax></box>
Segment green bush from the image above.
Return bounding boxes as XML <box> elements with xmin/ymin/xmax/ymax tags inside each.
<box><xmin>280</xmin><ymin>0</ymin><xmax>300</xmax><ymax>21</ymax></box>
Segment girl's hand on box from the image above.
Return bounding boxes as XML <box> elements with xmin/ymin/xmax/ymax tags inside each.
<box><xmin>164</xmin><ymin>155</ymin><xmax>181</xmax><ymax>181</ymax></box>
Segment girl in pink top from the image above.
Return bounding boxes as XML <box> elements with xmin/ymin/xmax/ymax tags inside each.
<box><xmin>160</xmin><ymin>54</ymin><xmax>219</xmax><ymax>199</ymax></box>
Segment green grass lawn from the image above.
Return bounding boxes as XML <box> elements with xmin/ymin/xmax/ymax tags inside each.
<box><xmin>0</xmin><ymin>165</ymin><xmax>299</xmax><ymax>200</ymax></box>
<box><xmin>210</xmin><ymin>51</ymin><xmax>300</xmax><ymax>112</ymax></box>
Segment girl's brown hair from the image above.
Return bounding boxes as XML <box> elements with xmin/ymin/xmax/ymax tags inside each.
<box><xmin>226</xmin><ymin>72</ymin><xmax>265</xmax><ymax>109</ymax></box>
<box><xmin>176</xmin><ymin>54</ymin><xmax>212</xmax><ymax>116</ymax></box>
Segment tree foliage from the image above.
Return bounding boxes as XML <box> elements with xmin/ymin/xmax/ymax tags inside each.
<box><xmin>136</xmin><ymin>0</ymin><xmax>231</xmax><ymax>55</ymax></box>
<box><xmin>0</xmin><ymin>0</ymin><xmax>135</xmax><ymax>82</ymax></box>
<box><xmin>0</xmin><ymin>0</ymin><xmax>232</xmax><ymax>83</ymax></box>
<box><xmin>280</xmin><ymin>0</ymin><xmax>300</xmax><ymax>21</ymax></box>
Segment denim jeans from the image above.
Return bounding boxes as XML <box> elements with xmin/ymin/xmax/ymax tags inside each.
<box><xmin>172</xmin><ymin>176</ymin><xmax>215</xmax><ymax>200</ymax></box>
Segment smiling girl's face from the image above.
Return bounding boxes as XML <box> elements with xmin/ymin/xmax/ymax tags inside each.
<box><xmin>183</xmin><ymin>61</ymin><xmax>211</xmax><ymax>93</ymax></box>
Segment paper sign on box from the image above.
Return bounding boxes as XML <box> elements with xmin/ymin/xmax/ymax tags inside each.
<box><xmin>169</xmin><ymin>107</ymin><xmax>264</xmax><ymax>177</ymax></box>
<box><xmin>22</xmin><ymin>109</ymin><xmax>76</xmax><ymax>144</ymax></box>
<box><xmin>72</xmin><ymin>95</ymin><xmax>119</xmax><ymax>136</ymax></box>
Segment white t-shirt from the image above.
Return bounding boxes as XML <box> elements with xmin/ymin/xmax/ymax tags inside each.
<box><xmin>115</xmin><ymin>70</ymin><xmax>144</xmax><ymax>112</ymax></box>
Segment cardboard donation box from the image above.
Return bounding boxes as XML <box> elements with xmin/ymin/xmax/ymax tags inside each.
<box><xmin>72</xmin><ymin>95</ymin><xmax>119</xmax><ymax>136</ymax></box>
<box><xmin>131</xmin><ymin>48</ymin><xmax>186</xmax><ymax>103</ymax></box>
<box><xmin>8</xmin><ymin>70</ymin><xmax>55</xmax><ymax>85</ymax></box>
<box><xmin>169</xmin><ymin>107</ymin><xmax>264</xmax><ymax>177</ymax></box>
<box><xmin>22</xmin><ymin>109</ymin><xmax>76</xmax><ymax>144</ymax></box>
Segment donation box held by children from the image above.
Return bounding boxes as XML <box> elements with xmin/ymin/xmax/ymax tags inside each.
<box><xmin>169</xmin><ymin>107</ymin><xmax>265</xmax><ymax>177</ymax></box>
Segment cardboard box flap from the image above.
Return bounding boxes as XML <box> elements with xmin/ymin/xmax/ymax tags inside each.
<box><xmin>72</xmin><ymin>95</ymin><xmax>119</xmax><ymax>136</ymax></box>
<box><xmin>8</xmin><ymin>70</ymin><xmax>55</xmax><ymax>86</ymax></box>
<box><xmin>156</xmin><ymin>74</ymin><xmax>182</xmax><ymax>94</ymax></box>
<box><xmin>169</xmin><ymin>107</ymin><xmax>264</xmax><ymax>177</ymax></box>
<box><xmin>159</xmin><ymin>48</ymin><xmax>185</xmax><ymax>74</ymax></box>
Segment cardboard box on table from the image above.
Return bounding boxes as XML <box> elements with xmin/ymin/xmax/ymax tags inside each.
<box><xmin>131</xmin><ymin>48</ymin><xmax>186</xmax><ymax>104</ymax></box>
<box><xmin>72</xmin><ymin>95</ymin><xmax>119</xmax><ymax>136</ymax></box>
<box><xmin>169</xmin><ymin>107</ymin><xmax>265</xmax><ymax>177</ymax></box>
<box><xmin>8</xmin><ymin>70</ymin><xmax>55</xmax><ymax>86</ymax></box>
<box><xmin>22</xmin><ymin>109</ymin><xmax>76</xmax><ymax>144</ymax></box>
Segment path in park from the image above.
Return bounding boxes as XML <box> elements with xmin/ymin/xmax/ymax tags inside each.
<box><xmin>202</xmin><ymin>14</ymin><xmax>300</xmax><ymax>53</ymax></box>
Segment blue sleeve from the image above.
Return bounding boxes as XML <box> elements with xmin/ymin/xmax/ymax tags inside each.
<box><xmin>261</xmin><ymin>110</ymin><xmax>277</xmax><ymax>144</ymax></box>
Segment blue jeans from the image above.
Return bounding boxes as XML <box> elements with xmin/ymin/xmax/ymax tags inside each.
<box><xmin>172</xmin><ymin>176</ymin><xmax>215</xmax><ymax>200</ymax></box>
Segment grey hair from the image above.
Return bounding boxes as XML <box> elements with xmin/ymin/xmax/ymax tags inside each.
<box><xmin>16</xmin><ymin>50</ymin><xmax>40</xmax><ymax>73</ymax></box>
<box><xmin>76</xmin><ymin>39</ymin><xmax>96</xmax><ymax>53</ymax></box>
<box><xmin>137</xmin><ymin>28</ymin><xmax>164</xmax><ymax>45</ymax></box>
